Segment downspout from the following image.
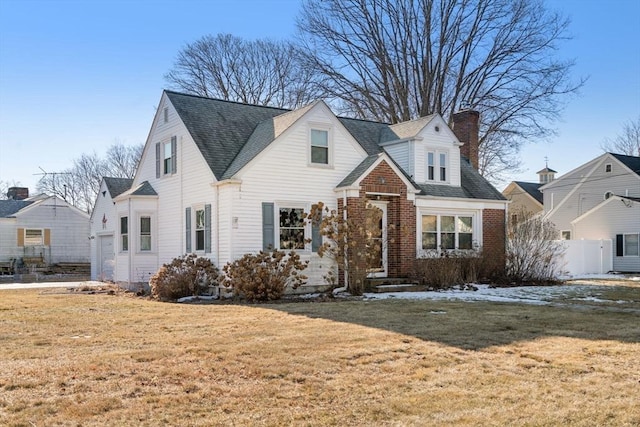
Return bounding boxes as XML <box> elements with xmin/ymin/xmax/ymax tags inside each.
<box><xmin>128</xmin><ymin>197</ymin><xmax>133</xmax><ymax>288</ymax></box>
<box><xmin>332</xmin><ymin>190</ymin><xmax>349</xmax><ymax>295</ymax></box>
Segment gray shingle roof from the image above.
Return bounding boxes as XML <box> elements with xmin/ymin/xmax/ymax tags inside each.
<box><xmin>166</xmin><ymin>91</ymin><xmax>504</xmax><ymax>202</ymax></box>
<box><xmin>166</xmin><ymin>91</ymin><xmax>289</xmax><ymax>180</ymax></box>
<box><xmin>131</xmin><ymin>181</ymin><xmax>157</xmax><ymax>196</ymax></box>
<box><xmin>611</xmin><ymin>152</ymin><xmax>640</xmax><ymax>176</ymax></box>
<box><xmin>417</xmin><ymin>157</ymin><xmax>506</xmax><ymax>200</ymax></box>
<box><xmin>0</xmin><ymin>200</ymin><xmax>34</xmax><ymax>217</ymax></box>
<box><xmin>513</xmin><ymin>181</ymin><xmax>543</xmax><ymax>204</ymax></box>
<box><xmin>104</xmin><ymin>177</ymin><xmax>133</xmax><ymax>198</ymax></box>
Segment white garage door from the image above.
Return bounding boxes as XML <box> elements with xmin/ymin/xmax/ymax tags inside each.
<box><xmin>99</xmin><ymin>235</ymin><xmax>115</xmax><ymax>281</ymax></box>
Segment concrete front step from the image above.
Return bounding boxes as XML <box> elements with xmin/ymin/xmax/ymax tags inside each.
<box><xmin>365</xmin><ymin>277</ymin><xmax>424</xmax><ymax>293</ymax></box>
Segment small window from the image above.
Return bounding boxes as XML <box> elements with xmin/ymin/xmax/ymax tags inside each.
<box><xmin>439</xmin><ymin>153</ymin><xmax>447</xmax><ymax>181</ymax></box>
<box><xmin>561</xmin><ymin>230</ymin><xmax>571</xmax><ymax>240</ymax></box>
<box><xmin>140</xmin><ymin>216</ymin><xmax>151</xmax><ymax>251</ymax></box>
<box><xmin>195</xmin><ymin>209</ymin><xmax>205</xmax><ymax>251</ymax></box>
<box><xmin>605</xmin><ymin>163</ymin><xmax>612</xmax><ymax>173</ymax></box>
<box><xmin>24</xmin><ymin>229</ymin><xmax>43</xmax><ymax>246</ymax></box>
<box><xmin>163</xmin><ymin>142</ymin><xmax>172</xmax><ymax>175</ymax></box>
<box><xmin>120</xmin><ymin>217</ymin><xmax>128</xmax><ymax>252</ymax></box>
<box><xmin>427</xmin><ymin>152</ymin><xmax>435</xmax><ymax>181</ymax></box>
<box><xmin>604</xmin><ymin>191</ymin><xmax>614</xmax><ymax>200</ymax></box>
<box><xmin>310</xmin><ymin>129</ymin><xmax>329</xmax><ymax>165</ymax></box>
<box><xmin>624</xmin><ymin>234</ymin><xmax>639</xmax><ymax>256</ymax></box>
<box><xmin>279</xmin><ymin>208</ymin><xmax>305</xmax><ymax>250</ymax></box>
<box><xmin>163</xmin><ymin>107</ymin><xmax>169</xmax><ymax>123</ymax></box>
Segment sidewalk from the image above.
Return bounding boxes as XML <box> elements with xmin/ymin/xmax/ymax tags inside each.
<box><xmin>0</xmin><ymin>280</ymin><xmax>103</xmax><ymax>290</ymax></box>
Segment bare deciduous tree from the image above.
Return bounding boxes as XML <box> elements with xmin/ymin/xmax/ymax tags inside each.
<box><xmin>0</xmin><ymin>180</ymin><xmax>22</xmax><ymax>199</ymax></box>
<box><xmin>36</xmin><ymin>142</ymin><xmax>142</xmax><ymax>214</ymax></box>
<box><xmin>297</xmin><ymin>0</ymin><xmax>584</xmax><ymax>180</ymax></box>
<box><xmin>601</xmin><ymin>116</ymin><xmax>640</xmax><ymax>157</ymax></box>
<box><xmin>165</xmin><ymin>33</ymin><xmax>327</xmax><ymax>109</ymax></box>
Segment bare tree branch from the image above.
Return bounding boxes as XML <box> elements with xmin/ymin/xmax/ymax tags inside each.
<box><xmin>601</xmin><ymin>116</ymin><xmax>640</xmax><ymax>157</ymax></box>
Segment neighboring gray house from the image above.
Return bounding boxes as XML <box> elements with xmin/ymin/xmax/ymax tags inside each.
<box><xmin>541</xmin><ymin>152</ymin><xmax>640</xmax><ymax>272</ymax></box>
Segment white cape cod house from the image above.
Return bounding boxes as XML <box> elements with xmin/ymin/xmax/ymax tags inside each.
<box><xmin>90</xmin><ymin>91</ymin><xmax>507</xmax><ymax>290</ymax></box>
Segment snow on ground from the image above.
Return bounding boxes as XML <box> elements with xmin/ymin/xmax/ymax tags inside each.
<box><xmin>363</xmin><ymin>274</ymin><xmax>640</xmax><ymax>306</ymax></box>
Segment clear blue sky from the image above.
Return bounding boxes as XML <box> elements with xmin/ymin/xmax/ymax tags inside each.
<box><xmin>1</xmin><ymin>0</ymin><xmax>639</xmax><ymax>193</ymax></box>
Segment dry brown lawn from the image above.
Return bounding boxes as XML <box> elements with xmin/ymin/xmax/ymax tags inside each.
<box><xmin>0</xmin><ymin>286</ymin><xmax>639</xmax><ymax>426</ymax></box>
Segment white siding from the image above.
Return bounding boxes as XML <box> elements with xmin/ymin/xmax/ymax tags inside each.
<box><xmin>115</xmin><ymin>94</ymin><xmax>219</xmax><ymax>284</ymax></box>
<box><xmin>90</xmin><ymin>180</ymin><xmax>120</xmax><ymax>280</ymax></box>
<box><xmin>0</xmin><ymin>218</ymin><xmax>19</xmax><ymax>261</ymax></box>
<box><xmin>227</xmin><ymin>104</ymin><xmax>366</xmax><ymax>285</ymax></box>
<box><xmin>413</xmin><ymin>116</ymin><xmax>461</xmax><ymax>186</ymax></box>
<box><xmin>544</xmin><ymin>154</ymin><xmax>640</xmax><ymax>233</ymax></box>
<box><xmin>13</xmin><ymin>198</ymin><xmax>90</xmax><ymax>264</ymax></box>
<box><xmin>384</xmin><ymin>142</ymin><xmax>411</xmax><ymax>175</ymax></box>
<box><xmin>572</xmin><ymin>198</ymin><xmax>640</xmax><ymax>272</ymax></box>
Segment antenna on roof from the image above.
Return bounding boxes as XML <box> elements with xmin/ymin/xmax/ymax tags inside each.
<box><xmin>544</xmin><ymin>156</ymin><xmax>549</xmax><ymax>168</ymax></box>
<box><xmin>34</xmin><ymin>167</ymin><xmax>72</xmax><ymax>201</ymax></box>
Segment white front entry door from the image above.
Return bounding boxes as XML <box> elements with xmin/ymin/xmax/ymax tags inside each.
<box><xmin>99</xmin><ymin>235</ymin><xmax>115</xmax><ymax>281</ymax></box>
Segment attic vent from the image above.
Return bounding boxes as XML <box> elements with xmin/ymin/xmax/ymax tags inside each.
<box><xmin>605</xmin><ymin>163</ymin><xmax>612</xmax><ymax>173</ymax></box>
<box><xmin>163</xmin><ymin>107</ymin><xmax>169</xmax><ymax>123</ymax></box>
<box><xmin>434</xmin><ymin>125</ymin><xmax>440</xmax><ymax>132</ymax></box>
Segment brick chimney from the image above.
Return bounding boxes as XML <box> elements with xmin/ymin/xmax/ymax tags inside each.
<box><xmin>7</xmin><ymin>187</ymin><xmax>29</xmax><ymax>200</ymax></box>
<box><xmin>452</xmin><ymin>109</ymin><xmax>480</xmax><ymax>170</ymax></box>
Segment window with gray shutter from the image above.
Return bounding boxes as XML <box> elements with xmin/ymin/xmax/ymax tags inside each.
<box><xmin>155</xmin><ymin>143</ymin><xmax>161</xmax><ymax>178</ymax></box>
<box><xmin>262</xmin><ymin>202</ymin><xmax>274</xmax><ymax>251</ymax></box>
<box><xmin>204</xmin><ymin>204</ymin><xmax>211</xmax><ymax>253</ymax></box>
<box><xmin>171</xmin><ymin>136</ymin><xmax>177</xmax><ymax>174</ymax></box>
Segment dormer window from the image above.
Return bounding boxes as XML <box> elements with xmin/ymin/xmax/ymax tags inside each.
<box><xmin>427</xmin><ymin>150</ymin><xmax>448</xmax><ymax>183</ymax></box>
<box><xmin>309</xmin><ymin>127</ymin><xmax>332</xmax><ymax>167</ymax></box>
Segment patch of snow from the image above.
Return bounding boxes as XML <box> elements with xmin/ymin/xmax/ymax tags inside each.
<box><xmin>177</xmin><ymin>295</ymin><xmax>218</xmax><ymax>303</ymax></box>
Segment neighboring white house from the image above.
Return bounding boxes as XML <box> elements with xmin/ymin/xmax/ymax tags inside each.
<box><xmin>90</xmin><ymin>91</ymin><xmax>508</xmax><ymax>290</ymax></box>
<box><xmin>89</xmin><ymin>177</ymin><xmax>133</xmax><ymax>281</ymax></box>
<box><xmin>541</xmin><ymin>152</ymin><xmax>640</xmax><ymax>272</ymax></box>
<box><xmin>0</xmin><ymin>195</ymin><xmax>90</xmax><ymax>269</ymax></box>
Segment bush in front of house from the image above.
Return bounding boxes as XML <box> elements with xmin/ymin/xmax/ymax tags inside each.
<box><xmin>411</xmin><ymin>249</ymin><xmax>484</xmax><ymax>290</ymax></box>
<box><xmin>150</xmin><ymin>254</ymin><xmax>219</xmax><ymax>301</ymax></box>
<box><xmin>506</xmin><ymin>209</ymin><xmax>565</xmax><ymax>284</ymax></box>
<box><xmin>220</xmin><ymin>250</ymin><xmax>308</xmax><ymax>302</ymax></box>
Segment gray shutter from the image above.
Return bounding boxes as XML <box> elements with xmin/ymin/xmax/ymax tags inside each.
<box><xmin>311</xmin><ymin>207</ymin><xmax>321</xmax><ymax>252</ymax></box>
<box><xmin>185</xmin><ymin>207</ymin><xmax>191</xmax><ymax>253</ymax></box>
<box><xmin>171</xmin><ymin>136</ymin><xmax>177</xmax><ymax>174</ymax></box>
<box><xmin>616</xmin><ymin>234</ymin><xmax>623</xmax><ymax>257</ymax></box>
<box><xmin>262</xmin><ymin>202</ymin><xmax>275</xmax><ymax>251</ymax></box>
<box><xmin>204</xmin><ymin>204</ymin><xmax>211</xmax><ymax>253</ymax></box>
<box><xmin>155</xmin><ymin>142</ymin><xmax>161</xmax><ymax>178</ymax></box>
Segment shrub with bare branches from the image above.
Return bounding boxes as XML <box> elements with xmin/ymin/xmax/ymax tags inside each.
<box><xmin>506</xmin><ymin>209</ymin><xmax>565</xmax><ymax>283</ymax></box>
<box><xmin>150</xmin><ymin>254</ymin><xmax>219</xmax><ymax>301</ymax></box>
<box><xmin>220</xmin><ymin>250</ymin><xmax>308</xmax><ymax>302</ymax></box>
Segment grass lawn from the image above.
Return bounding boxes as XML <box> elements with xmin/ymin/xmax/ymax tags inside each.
<box><xmin>1</xmin><ymin>287</ymin><xmax>639</xmax><ymax>426</ymax></box>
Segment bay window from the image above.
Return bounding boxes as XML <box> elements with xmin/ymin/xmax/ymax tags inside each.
<box><xmin>421</xmin><ymin>214</ymin><xmax>474</xmax><ymax>251</ymax></box>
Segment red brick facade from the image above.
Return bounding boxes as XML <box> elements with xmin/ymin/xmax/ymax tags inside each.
<box><xmin>482</xmin><ymin>208</ymin><xmax>506</xmax><ymax>271</ymax></box>
<box><xmin>335</xmin><ymin>159</ymin><xmax>506</xmax><ymax>281</ymax></box>
<box><xmin>338</xmin><ymin>160</ymin><xmax>416</xmax><ymax>279</ymax></box>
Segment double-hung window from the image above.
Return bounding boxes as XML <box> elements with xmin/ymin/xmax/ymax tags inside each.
<box><xmin>140</xmin><ymin>216</ymin><xmax>151</xmax><ymax>251</ymax></box>
<box><xmin>120</xmin><ymin>217</ymin><xmax>128</xmax><ymax>252</ymax></box>
<box><xmin>195</xmin><ymin>208</ymin><xmax>205</xmax><ymax>251</ymax></box>
<box><xmin>426</xmin><ymin>150</ymin><xmax>448</xmax><ymax>182</ymax></box>
<box><xmin>310</xmin><ymin>128</ymin><xmax>330</xmax><ymax>166</ymax></box>
<box><xmin>421</xmin><ymin>214</ymin><xmax>474</xmax><ymax>251</ymax></box>
<box><xmin>279</xmin><ymin>207</ymin><xmax>305</xmax><ymax>250</ymax></box>
<box><xmin>156</xmin><ymin>136</ymin><xmax>177</xmax><ymax>177</ymax></box>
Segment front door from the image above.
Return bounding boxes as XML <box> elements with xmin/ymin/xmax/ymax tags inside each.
<box><xmin>367</xmin><ymin>202</ymin><xmax>387</xmax><ymax>277</ymax></box>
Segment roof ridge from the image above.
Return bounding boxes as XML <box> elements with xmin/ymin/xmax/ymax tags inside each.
<box><xmin>164</xmin><ymin>90</ymin><xmax>291</xmax><ymax>113</ymax></box>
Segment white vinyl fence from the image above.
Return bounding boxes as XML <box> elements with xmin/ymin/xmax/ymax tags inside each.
<box><xmin>559</xmin><ymin>239</ymin><xmax>613</xmax><ymax>275</ymax></box>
